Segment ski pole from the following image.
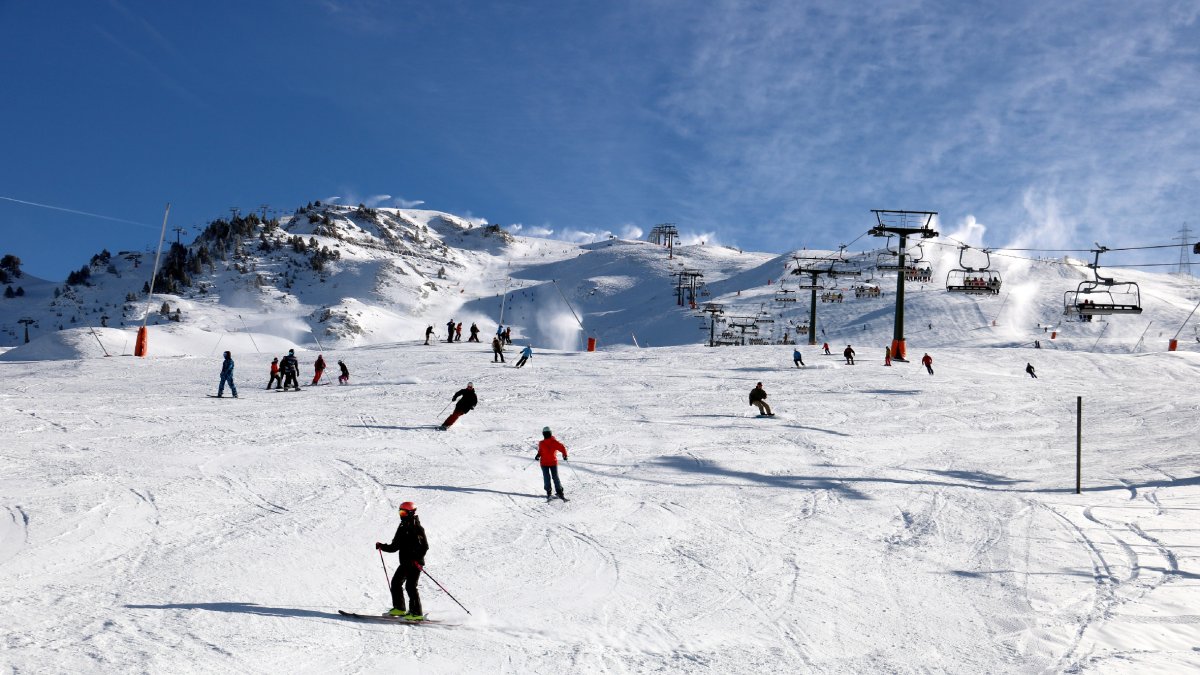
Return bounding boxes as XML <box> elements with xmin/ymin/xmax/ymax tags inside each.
<box><xmin>415</xmin><ymin>562</ymin><xmax>471</xmax><ymax>615</ymax></box>
<box><xmin>564</xmin><ymin>458</ymin><xmax>585</xmax><ymax>488</ymax></box>
<box><xmin>378</xmin><ymin>549</ymin><xmax>392</xmax><ymax>594</ymax></box>
<box><xmin>434</xmin><ymin>402</ymin><xmax>452</xmax><ymax>421</ymax></box>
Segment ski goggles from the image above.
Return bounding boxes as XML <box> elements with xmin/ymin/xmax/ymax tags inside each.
<box><xmin>398</xmin><ymin>508</ymin><xmax>410</xmax><ymax>517</ymax></box>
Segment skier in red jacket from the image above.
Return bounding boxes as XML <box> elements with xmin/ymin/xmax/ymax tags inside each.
<box><xmin>921</xmin><ymin>353</ymin><xmax>934</xmax><ymax>375</ymax></box>
<box><xmin>535</xmin><ymin>427</ymin><xmax>568</xmax><ymax>501</ymax></box>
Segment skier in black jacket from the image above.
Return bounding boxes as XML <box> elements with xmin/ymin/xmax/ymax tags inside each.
<box><xmin>440</xmin><ymin>383</ymin><xmax>477</xmax><ymax>430</ymax></box>
<box><xmin>280</xmin><ymin>349</ymin><xmax>301</xmax><ymax>391</ymax></box>
<box><xmin>375</xmin><ymin>501</ymin><xmax>429</xmax><ymax>619</ymax></box>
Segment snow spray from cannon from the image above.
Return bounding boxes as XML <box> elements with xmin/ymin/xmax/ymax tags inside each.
<box><xmin>550</xmin><ymin>279</ymin><xmax>594</xmax><ymax>351</ymax></box>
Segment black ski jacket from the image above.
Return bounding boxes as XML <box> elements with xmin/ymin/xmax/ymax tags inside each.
<box><xmin>381</xmin><ymin>515</ymin><xmax>428</xmax><ymax>565</ymax></box>
<box><xmin>451</xmin><ymin>387</ymin><xmax>478</xmax><ymax>413</ymax></box>
<box><xmin>281</xmin><ymin>354</ymin><xmax>299</xmax><ymax>375</ymax></box>
<box><xmin>749</xmin><ymin>386</ymin><xmax>767</xmax><ymax>404</ymax></box>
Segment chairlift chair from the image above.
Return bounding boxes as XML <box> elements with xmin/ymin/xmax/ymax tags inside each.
<box><xmin>1063</xmin><ymin>248</ymin><xmax>1142</xmax><ymax>315</ymax></box>
<box><xmin>946</xmin><ymin>246</ymin><xmax>1002</xmax><ymax>295</ymax></box>
<box><xmin>875</xmin><ymin>235</ymin><xmax>904</xmax><ymax>271</ymax></box>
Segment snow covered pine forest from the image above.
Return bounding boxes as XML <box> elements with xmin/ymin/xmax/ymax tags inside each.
<box><xmin>2</xmin><ymin>204</ymin><xmax>1199</xmax><ymax>673</ymax></box>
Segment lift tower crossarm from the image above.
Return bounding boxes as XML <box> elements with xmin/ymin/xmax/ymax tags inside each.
<box><xmin>869</xmin><ymin>210</ymin><xmax>939</xmax><ymax>360</ymax></box>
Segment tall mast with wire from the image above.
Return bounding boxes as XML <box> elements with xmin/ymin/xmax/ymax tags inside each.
<box><xmin>1176</xmin><ymin>224</ymin><xmax>1193</xmax><ymax>278</ymax></box>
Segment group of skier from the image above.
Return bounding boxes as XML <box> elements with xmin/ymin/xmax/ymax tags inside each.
<box><xmin>216</xmin><ymin>350</ymin><xmax>352</xmax><ymax>396</ymax></box>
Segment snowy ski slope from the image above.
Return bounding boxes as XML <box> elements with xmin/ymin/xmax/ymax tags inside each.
<box><xmin>3</xmin><ymin>337</ymin><xmax>1199</xmax><ymax>673</ymax></box>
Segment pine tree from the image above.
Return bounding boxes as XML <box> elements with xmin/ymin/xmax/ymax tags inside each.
<box><xmin>3</xmin><ymin>286</ymin><xmax>13</xmax><ymax>299</ymax></box>
<box><xmin>15</xmin><ymin>286</ymin><xmax>24</xmax><ymax>297</ymax></box>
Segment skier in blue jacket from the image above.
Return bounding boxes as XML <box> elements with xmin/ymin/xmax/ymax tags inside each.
<box><xmin>217</xmin><ymin>351</ymin><xmax>237</xmax><ymax>398</ymax></box>
<box><xmin>515</xmin><ymin>344</ymin><xmax>533</xmax><ymax>368</ymax></box>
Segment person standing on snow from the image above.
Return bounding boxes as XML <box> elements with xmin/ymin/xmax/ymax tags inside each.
<box><xmin>375</xmin><ymin>501</ymin><xmax>429</xmax><ymax>619</ymax></box>
<box><xmin>503</xmin><ymin>327</ymin><xmax>512</xmax><ymax>345</ymax></box>
<box><xmin>338</xmin><ymin>359</ymin><xmax>350</xmax><ymax>385</ymax></box>
<box><xmin>424</xmin><ymin>325</ymin><xmax>434</xmax><ymax>345</ymax></box>
<box><xmin>280</xmin><ymin>349</ymin><xmax>301</xmax><ymax>390</ymax></box>
<box><xmin>468</xmin><ymin>322</ymin><xmax>480</xmax><ymax>342</ymax></box>
<box><xmin>822</xmin><ymin>342</ymin><xmax>831</xmax><ymax>355</ymax></box>
<box><xmin>1025</xmin><ymin>362</ymin><xmax>1037</xmax><ymax>379</ymax></box>
<box><xmin>446</xmin><ymin>319</ymin><xmax>456</xmax><ymax>343</ymax></box>
<box><xmin>492</xmin><ymin>336</ymin><xmax>505</xmax><ymax>363</ymax></box>
<box><xmin>267</xmin><ymin>357</ymin><xmax>282</xmax><ymax>390</ymax></box>
<box><xmin>217</xmin><ymin>351</ymin><xmax>238</xmax><ymax>398</ymax></box>
<box><xmin>455</xmin><ymin>322</ymin><xmax>463</xmax><ymax>342</ymax></box>
<box><xmin>535</xmin><ymin>426</ymin><xmax>569</xmax><ymax>500</ymax></box>
<box><xmin>792</xmin><ymin>348</ymin><xmax>804</xmax><ymax>368</ymax></box>
<box><xmin>843</xmin><ymin>345</ymin><xmax>855</xmax><ymax>365</ymax></box>
<box><xmin>749</xmin><ymin>382</ymin><xmax>773</xmax><ymax>416</ymax></box>
<box><xmin>884</xmin><ymin>345</ymin><xmax>892</xmax><ymax>367</ymax></box>
<box><xmin>312</xmin><ymin>354</ymin><xmax>327</xmax><ymax>385</ymax></box>
<box><xmin>440</xmin><ymin>382</ymin><xmax>477</xmax><ymax>430</ymax></box>
<box><xmin>515</xmin><ymin>344</ymin><xmax>533</xmax><ymax>368</ymax></box>
<box><xmin>921</xmin><ymin>353</ymin><xmax>934</xmax><ymax>375</ymax></box>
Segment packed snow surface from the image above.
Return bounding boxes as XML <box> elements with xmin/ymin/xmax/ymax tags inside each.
<box><xmin>3</xmin><ymin>339</ymin><xmax>1199</xmax><ymax>673</ymax></box>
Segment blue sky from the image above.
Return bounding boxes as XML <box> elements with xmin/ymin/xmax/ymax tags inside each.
<box><xmin>2</xmin><ymin>0</ymin><xmax>1198</xmax><ymax>279</ymax></box>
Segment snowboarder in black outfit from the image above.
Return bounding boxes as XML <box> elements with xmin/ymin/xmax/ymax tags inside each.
<box><xmin>492</xmin><ymin>336</ymin><xmax>505</xmax><ymax>363</ymax></box>
<box><xmin>375</xmin><ymin>501</ymin><xmax>429</xmax><ymax>619</ymax></box>
<box><xmin>468</xmin><ymin>322</ymin><xmax>480</xmax><ymax>342</ymax></box>
<box><xmin>280</xmin><ymin>349</ymin><xmax>301</xmax><ymax>390</ymax></box>
<box><xmin>424</xmin><ymin>326</ymin><xmax>434</xmax><ymax>345</ymax></box>
<box><xmin>446</xmin><ymin>319</ymin><xmax>456</xmax><ymax>343</ymax></box>
<box><xmin>843</xmin><ymin>345</ymin><xmax>855</xmax><ymax>365</ymax></box>
<box><xmin>1025</xmin><ymin>363</ymin><xmax>1037</xmax><ymax>378</ymax></box>
<box><xmin>338</xmin><ymin>359</ymin><xmax>350</xmax><ymax>385</ymax></box>
<box><xmin>217</xmin><ymin>351</ymin><xmax>238</xmax><ymax>398</ymax></box>
<box><xmin>440</xmin><ymin>383</ymin><xmax>477</xmax><ymax>430</ymax></box>
<box><xmin>749</xmin><ymin>382</ymin><xmax>773</xmax><ymax>416</ymax></box>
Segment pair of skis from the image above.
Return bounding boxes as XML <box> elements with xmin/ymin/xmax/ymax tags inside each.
<box><xmin>337</xmin><ymin>610</ymin><xmax>448</xmax><ymax>625</ymax></box>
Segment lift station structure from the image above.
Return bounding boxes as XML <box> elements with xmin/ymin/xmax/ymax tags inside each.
<box><xmin>790</xmin><ymin>256</ymin><xmax>861</xmax><ymax>345</ymax></box>
<box><xmin>869</xmin><ymin>209</ymin><xmax>939</xmax><ymax>360</ymax></box>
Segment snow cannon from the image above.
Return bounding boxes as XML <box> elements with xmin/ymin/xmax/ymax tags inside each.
<box><xmin>587</xmin><ymin>337</ymin><xmax>597</xmax><ymax>352</ymax></box>
<box><xmin>134</xmin><ymin>326</ymin><xmax>148</xmax><ymax>357</ymax></box>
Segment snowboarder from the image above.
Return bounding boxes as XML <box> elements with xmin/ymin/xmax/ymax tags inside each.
<box><xmin>792</xmin><ymin>348</ymin><xmax>804</xmax><ymax>368</ymax></box>
<box><xmin>440</xmin><ymin>383</ymin><xmax>477</xmax><ymax>430</ymax></box>
<box><xmin>822</xmin><ymin>342</ymin><xmax>831</xmax><ymax>355</ymax></box>
<box><xmin>455</xmin><ymin>322</ymin><xmax>463</xmax><ymax>342</ymax></box>
<box><xmin>338</xmin><ymin>359</ymin><xmax>350</xmax><ymax>385</ymax></box>
<box><xmin>424</xmin><ymin>326</ymin><xmax>434</xmax><ymax>345</ymax></box>
<box><xmin>884</xmin><ymin>345</ymin><xmax>892</xmax><ymax>367</ymax></box>
<box><xmin>1025</xmin><ymin>362</ymin><xmax>1037</xmax><ymax>378</ymax></box>
<box><xmin>281</xmin><ymin>349</ymin><xmax>301</xmax><ymax>391</ymax></box>
<box><xmin>374</xmin><ymin>501</ymin><xmax>429</xmax><ymax>619</ymax></box>
<box><xmin>515</xmin><ymin>344</ymin><xmax>533</xmax><ymax>368</ymax></box>
<box><xmin>535</xmin><ymin>426</ymin><xmax>569</xmax><ymax>500</ymax></box>
<box><xmin>749</xmin><ymin>382</ymin><xmax>773</xmax><ymax>416</ymax></box>
<box><xmin>446</xmin><ymin>319</ymin><xmax>456</xmax><ymax>343</ymax></box>
<box><xmin>492</xmin><ymin>336</ymin><xmax>505</xmax><ymax>363</ymax></box>
<box><xmin>267</xmin><ymin>357</ymin><xmax>282</xmax><ymax>390</ymax></box>
<box><xmin>843</xmin><ymin>345</ymin><xmax>855</xmax><ymax>365</ymax></box>
<box><xmin>921</xmin><ymin>353</ymin><xmax>934</xmax><ymax>375</ymax></box>
<box><xmin>312</xmin><ymin>354</ymin><xmax>326</xmax><ymax>385</ymax></box>
<box><xmin>217</xmin><ymin>351</ymin><xmax>238</xmax><ymax>398</ymax></box>
<box><xmin>468</xmin><ymin>322</ymin><xmax>480</xmax><ymax>342</ymax></box>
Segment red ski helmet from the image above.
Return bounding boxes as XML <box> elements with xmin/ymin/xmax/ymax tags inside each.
<box><xmin>398</xmin><ymin>501</ymin><xmax>416</xmax><ymax>516</ymax></box>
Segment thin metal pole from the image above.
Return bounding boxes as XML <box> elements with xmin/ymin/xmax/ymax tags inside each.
<box><xmin>1080</xmin><ymin>393</ymin><xmax>1089</xmax><ymax>494</ymax></box>
<box><xmin>1171</xmin><ymin>297</ymin><xmax>1200</xmax><ymax>341</ymax></box>
<box><xmin>141</xmin><ymin>203</ymin><xmax>172</xmax><ymax>328</ymax></box>
<box><xmin>89</xmin><ymin>327</ymin><xmax>110</xmax><ymax>357</ymax></box>
<box><xmin>551</xmin><ymin>279</ymin><xmax>586</xmax><ymax>332</ymax></box>
<box><xmin>415</xmin><ymin>562</ymin><xmax>471</xmax><ymax>615</ymax></box>
<box><xmin>238</xmin><ymin>315</ymin><xmax>261</xmax><ymax>354</ymax></box>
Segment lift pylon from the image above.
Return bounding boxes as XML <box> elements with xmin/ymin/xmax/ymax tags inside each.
<box><xmin>869</xmin><ymin>210</ymin><xmax>939</xmax><ymax>360</ymax></box>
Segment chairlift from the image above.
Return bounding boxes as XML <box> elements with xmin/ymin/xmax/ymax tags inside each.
<box><xmin>774</xmin><ymin>288</ymin><xmax>798</xmax><ymax>303</ymax></box>
<box><xmin>795</xmin><ymin>278</ymin><xmax>825</xmax><ymax>290</ymax></box>
<box><xmin>1063</xmin><ymin>247</ymin><xmax>1142</xmax><ymax>316</ymax></box>
<box><xmin>904</xmin><ymin>243</ymin><xmax>933</xmax><ymax>282</ymax></box>
<box><xmin>876</xmin><ymin>235</ymin><xmax>904</xmax><ymax>271</ymax></box>
<box><xmin>946</xmin><ymin>246</ymin><xmax>1002</xmax><ymax>295</ymax></box>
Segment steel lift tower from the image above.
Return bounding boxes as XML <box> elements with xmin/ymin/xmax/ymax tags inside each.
<box><xmin>791</xmin><ymin>257</ymin><xmax>860</xmax><ymax>345</ymax></box>
<box><xmin>869</xmin><ymin>209</ymin><xmax>938</xmax><ymax>360</ymax></box>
